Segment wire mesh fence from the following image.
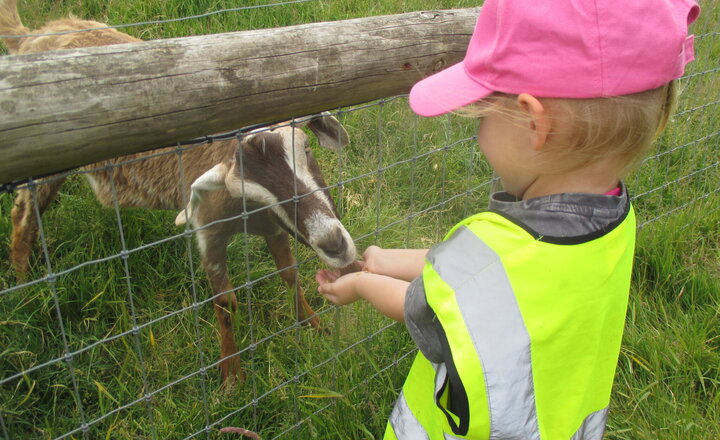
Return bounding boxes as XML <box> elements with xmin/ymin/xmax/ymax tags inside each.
<box><xmin>0</xmin><ymin>2</ymin><xmax>718</xmax><ymax>439</ymax></box>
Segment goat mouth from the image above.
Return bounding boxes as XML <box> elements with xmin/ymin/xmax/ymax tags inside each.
<box><xmin>276</xmin><ymin>222</ymin><xmax>354</xmax><ymax>268</ymax></box>
<box><xmin>315</xmin><ymin>236</ymin><xmax>356</xmax><ymax>269</ymax></box>
<box><xmin>314</xmin><ymin>227</ymin><xmax>348</xmax><ymax>258</ymax></box>
<box><xmin>270</xmin><ymin>211</ymin><xmax>356</xmax><ymax>268</ymax></box>
<box><xmin>318</xmin><ymin>240</ymin><xmax>348</xmax><ymax>261</ymax></box>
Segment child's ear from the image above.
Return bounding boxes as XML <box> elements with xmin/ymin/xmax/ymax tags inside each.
<box><xmin>517</xmin><ymin>93</ymin><xmax>551</xmax><ymax>152</ymax></box>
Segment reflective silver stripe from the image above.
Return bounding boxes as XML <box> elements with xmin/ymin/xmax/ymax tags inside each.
<box><xmin>570</xmin><ymin>407</ymin><xmax>608</xmax><ymax>440</ymax></box>
<box><xmin>389</xmin><ymin>391</ymin><xmax>431</xmax><ymax>440</ymax></box>
<box><xmin>427</xmin><ymin>226</ymin><xmax>540</xmax><ymax>440</ymax></box>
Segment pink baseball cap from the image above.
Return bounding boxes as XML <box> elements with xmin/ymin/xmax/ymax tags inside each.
<box><xmin>410</xmin><ymin>0</ymin><xmax>701</xmax><ymax>117</ymax></box>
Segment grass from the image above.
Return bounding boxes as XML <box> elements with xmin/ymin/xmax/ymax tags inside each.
<box><xmin>1</xmin><ymin>0</ymin><xmax>719</xmax><ymax>439</ymax></box>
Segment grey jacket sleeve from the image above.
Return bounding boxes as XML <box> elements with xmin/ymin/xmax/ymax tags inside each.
<box><xmin>404</xmin><ymin>276</ymin><xmax>444</xmax><ymax>363</ymax></box>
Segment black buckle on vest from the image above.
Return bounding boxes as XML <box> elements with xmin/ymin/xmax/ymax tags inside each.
<box><xmin>435</xmin><ymin>329</ymin><xmax>470</xmax><ymax>436</ymax></box>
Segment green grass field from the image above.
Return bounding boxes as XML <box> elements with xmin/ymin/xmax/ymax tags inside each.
<box><xmin>0</xmin><ymin>1</ymin><xmax>718</xmax><ymax>439</ymax></box>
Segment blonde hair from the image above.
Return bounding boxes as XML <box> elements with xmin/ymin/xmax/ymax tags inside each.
<box><xmin>461</xmin><ymin>82</ymin><xmax>677</xmax><ymax>176</ymax></box>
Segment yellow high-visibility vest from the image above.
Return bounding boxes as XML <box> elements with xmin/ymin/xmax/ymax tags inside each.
<box><xmin>385</xmin><ymin>207</ymin><xmax>636</xmax><ymax>439</ymax></box>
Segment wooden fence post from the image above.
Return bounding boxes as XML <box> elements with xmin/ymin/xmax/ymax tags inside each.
<box><xmin>0</xmin><ymin>8</ymin><xmax>478</xmax><ymax>184</ymax></box>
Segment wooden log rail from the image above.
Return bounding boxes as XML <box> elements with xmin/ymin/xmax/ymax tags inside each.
<box><xmin>0</xmin><ymin>8</ymin><xmax>478</xmax><ymax>184</ymax></box>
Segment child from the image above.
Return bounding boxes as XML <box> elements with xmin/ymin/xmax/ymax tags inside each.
<box><xmin>316</xmin><ymin>0</ymin><xmax>700</xmax><ymax>438</ymax></box>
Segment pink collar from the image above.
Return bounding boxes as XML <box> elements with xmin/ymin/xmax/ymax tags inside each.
<box><xmin>605</xmin><ymin>186</ymin><xmax>622</xmax><ymax>196</ymax></box>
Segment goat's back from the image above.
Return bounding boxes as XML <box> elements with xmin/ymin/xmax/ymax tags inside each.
<box><xmin>85</xmin><ymin>141</ymin><xmax>238</xmax><ymax>211</ymax></box>
<box><xmin>0</xmin><ymin>0</ymin><xmax>29</xmax><ymax>53</ymax></box>
<box><xmin>0</xmin><ymin>0</ymin><xmax>140</xmax><ymax>54</ymax></box>
<box><xmin>15</xmin><ymin>19</ymin><xmax>141</xmax><ymax>54</ymax></box>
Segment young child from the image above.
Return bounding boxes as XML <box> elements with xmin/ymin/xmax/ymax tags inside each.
<box><xmin>316</xmin><ymin>0</ymin><xmax>700</xmax><ymax>438</ymax></box>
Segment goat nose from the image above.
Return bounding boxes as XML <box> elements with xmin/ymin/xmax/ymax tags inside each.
<box><xmin>317</xmin><ymin>227</ymin><xmax>347</xmax><ymax>259</ymax></box>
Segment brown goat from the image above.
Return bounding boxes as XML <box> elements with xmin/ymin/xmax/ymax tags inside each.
<box><xmin>1</xmin><ymin>0</ymin><xmax>356</xmax><ymax>384</ymax></box>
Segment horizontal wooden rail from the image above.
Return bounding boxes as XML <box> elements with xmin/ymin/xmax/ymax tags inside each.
<box><xmin>0</xmin><ymin>8</ymin><xmax>478</xmax><ymax>184</ymax></box>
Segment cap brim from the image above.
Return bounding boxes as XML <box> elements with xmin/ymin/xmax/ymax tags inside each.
<box><xmin>409</xmin><ymin>61</ymin><xmax>493</xmax><ymax>117</ymax></box>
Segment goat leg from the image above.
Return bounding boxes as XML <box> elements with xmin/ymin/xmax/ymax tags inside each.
<box><xmin>10</xmin><ymin>178</ymin><xmax>66</xmax><ymax>281</ymax></box>
<box><xmin>213</xmin><ymin>297</ymin><xmax>245</xmax><ymax>385</ymax></box>
<box><xmin>197</xmin><ymin>228</ymin><xmax>244</xmax><ymax>384</ymax></box>
<box><xmin>264</xmin><ymin>232</ymin><xmax>322</xmax><ymax>332</ymax></box>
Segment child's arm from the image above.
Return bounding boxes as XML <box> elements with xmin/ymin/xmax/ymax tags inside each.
<box><xmin>316</xmin><ymin>270</ymin><xmax>409</xmax><ymax>322</ymax></box>
<box><xmin>362</xmin><ymin>245</ymin><xmax>428</xmax><ymax>281</ymax></box>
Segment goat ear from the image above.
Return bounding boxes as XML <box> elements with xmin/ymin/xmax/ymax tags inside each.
<box><xmin>304</xmin><ymin>112</ymin><xmax>350</xmax><ymax>150</ymax></box>
<box><xmin>175</xmin><ymin>163</ymin><xmax>229</xmax><ymax>226</ymax></box>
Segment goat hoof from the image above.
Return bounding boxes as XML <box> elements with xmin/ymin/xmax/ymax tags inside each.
<box><xmin>305</xmin><ymin>316</ymin><xmax>329</xmax><ymax>335</ymax></box>
<box><xmin>219</xmin><ymin>358</ymin><xmax>245</xmax><ymax>387</ymax></box>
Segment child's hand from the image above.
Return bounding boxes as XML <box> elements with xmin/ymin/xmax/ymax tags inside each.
<box><xmin>316</xmin><ymin>267</ymin><xmax>409</xmax><ymax>322</ymax></box>
<box><xmin>315</xmin><ymin>269</ymin><xmax>363</xmax><ymax>306</ymax></box>
<box><xmin>362</xmin><ymin>245</ymin><xmax>383</xmax><ymax>274</ymax></box>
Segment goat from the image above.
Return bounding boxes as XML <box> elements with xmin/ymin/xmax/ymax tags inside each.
<box><xmin>1</xmin><ymin>0</ymin><xmax>356</xmax><ymax>384</ymax></box>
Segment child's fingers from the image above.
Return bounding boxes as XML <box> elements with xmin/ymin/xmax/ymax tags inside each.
<box><xmin>316</xmin><ymin>271</ymin><xmax>339</xmax><ymax>299</ymax></box>
<box><xmin>362</xmin><ymin>245</ymin><xmax>381</xmax><ymax>260</ymax></box>
<box><xmin>317</xmin><ymin>281</ymin><xmax>332</xmax><ymax>295</ymax></box>
<box><xmin>315</xmin><ymin>269</ymin><xmax>339</xmax><ymax>285</ymax></box>
<box><xmin>319</xmin><ymin>287</ymin><xmax>347</xmax><ymax>305</ymax></box>
<box><xmin>315</xmin><ymin>270</ymin><xmax>328</xmax><ymax>285</ymax></box>
<box><xmin>315</xmin><ymin>276</ymin><xmax>344</xmax><ymax>303</ymax></box>
<box><xmin>321</xmin><ymin>291</ymin><xmax>339</xmax><ymax>305</ymax></box>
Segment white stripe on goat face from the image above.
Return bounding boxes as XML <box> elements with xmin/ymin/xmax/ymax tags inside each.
<box><xmin>227</xmin><ymin>126</ymin><xmax>355</xmax><ymax>268</ymax></box>
<box><xmin>276</xmin><ymin>127</ymin><xmax>336</xmax><ymax>212</ymax></box>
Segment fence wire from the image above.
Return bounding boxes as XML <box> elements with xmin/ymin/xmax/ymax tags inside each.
<box><xmin>0</xmin><ymin>4</ymin><xmax>718</xmax><ymax>440</ymax></box>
